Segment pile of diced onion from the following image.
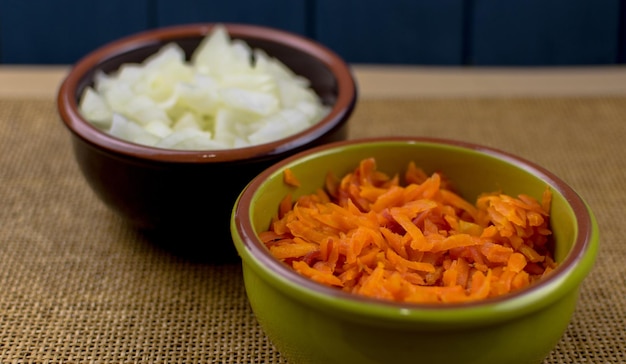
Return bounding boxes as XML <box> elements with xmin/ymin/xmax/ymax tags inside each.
<box><xmin>78</xmin><ymin>25</ymin><xmax>330</xmax><ymax>150</ymax></box>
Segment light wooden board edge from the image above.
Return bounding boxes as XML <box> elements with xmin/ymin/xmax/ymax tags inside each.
<box><xmin>1</xmin><ymin>65</ymin><xmax>626</xmax><ymax>100</ymax></box>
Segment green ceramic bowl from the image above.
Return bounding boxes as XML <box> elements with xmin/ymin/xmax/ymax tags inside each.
<box><xmin>231</xmin><ymin>137</ymin><xmax>599</xmax><ymax>364</ymax></box>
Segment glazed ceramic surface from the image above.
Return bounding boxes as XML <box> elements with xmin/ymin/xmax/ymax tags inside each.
<box><xmin>231</xmin><ymin>137</ymin><xmax>599</xmax><ymax>364</ymax></box>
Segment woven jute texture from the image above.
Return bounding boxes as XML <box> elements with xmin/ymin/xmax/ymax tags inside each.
<box><xmin>1</xmin><ymin>97</ymin><xmax>624</xmax><ymax>363</ymax></box>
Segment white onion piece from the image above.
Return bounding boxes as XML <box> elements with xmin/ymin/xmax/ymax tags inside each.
<box><xmin>109</xmin><ymin>114</ymin><xmax>154</xmax><ymax>144</ymax></box>
<box><xmin>79</xmin><ymin>87</ymin><xmax>112</xmax><ymax>129</ymax></box>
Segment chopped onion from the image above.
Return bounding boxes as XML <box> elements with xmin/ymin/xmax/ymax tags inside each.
<box><xmin>79</xmin><ymin>25</ymin><xmax>330</xmax><ymax>150</ymax></box>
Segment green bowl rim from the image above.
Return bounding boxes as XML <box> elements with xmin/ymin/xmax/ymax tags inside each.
<box><xmin>232</xmin><ymin>136</ymin><xmax>599</xmax><ymax>326</ymax></box>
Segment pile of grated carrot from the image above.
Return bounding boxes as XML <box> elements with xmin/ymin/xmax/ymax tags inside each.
<box><xmin>260</xmin><ymin>158</ymin><xmax>557</xmax><ymax>304</ymax></box>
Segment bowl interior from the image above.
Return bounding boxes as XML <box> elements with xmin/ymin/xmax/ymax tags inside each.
<box><xmin>250</xmin><ymin>140</ymin><xmax>577</xmax><ymax>261</ymax></box>
<box><xmin>234</xmin><ymin>138</ymin><xmax>597</xmax><ymax>323</ymax></box>
<box><xmin>59</xmin><ymin>23</ymin><xmax>356</xmax><ymax>163</ymax></box>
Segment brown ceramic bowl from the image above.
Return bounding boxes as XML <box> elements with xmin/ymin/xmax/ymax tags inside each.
<box><xmin>57</xmin><ymin>23</ymin><xmax>357</xmax><ymax>259</ymax></box>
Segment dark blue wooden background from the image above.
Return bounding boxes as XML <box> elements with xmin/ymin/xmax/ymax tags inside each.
<box><xmin>0</xmin><ymin>0</ymin><xmax>623</xmax><ymax>65</ymax></box>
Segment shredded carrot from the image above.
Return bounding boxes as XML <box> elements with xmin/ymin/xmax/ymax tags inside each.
<box><xmin>283</xmin><ymin>168</ymin><xmax>301</xmax><ymax>187</ymax></box>
<box><xmin>263</xmin><ymin>159</ymin><xmax>557</xmax><ymax>304</ymax></box>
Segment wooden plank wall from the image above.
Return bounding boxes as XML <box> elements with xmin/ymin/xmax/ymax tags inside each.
<box><xmin>0</xmin><ymin>0</ymin><xmax>622</xmax><ymax>65</ymax></box>
<box><xmin>470</xmin><ymin>0</ymin><xmax>621</xmax><ymax>65</ymax></box>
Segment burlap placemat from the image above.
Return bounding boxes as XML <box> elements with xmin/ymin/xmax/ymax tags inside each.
<box><xmin>1</xmin><ymin>97</ymin><xmax>624</xmax><ymax>363</ymax></box>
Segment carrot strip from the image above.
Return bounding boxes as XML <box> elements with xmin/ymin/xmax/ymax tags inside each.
<box><xmin>283</xmin><ymin>168</ymin><xmax>301</xmax><ymax>187</ymax></box>
<box><xmin>507</xmin><ymin>252</ymin><xmax>528</xmax><ymax>273</ymax></box>
<box><xmin>269</xmin><ymin>238</ymin><xmax>318</xmax><ymax>259</ymax></box>
<box><xmin>278</xmin><ymin>193</ymin><xmax>293</xmax><ymax>219</ymax></box>
<box><xmin>293</xmin><ymin>261</ymin><xmax>343</xmax><ymax>287</ymax></box>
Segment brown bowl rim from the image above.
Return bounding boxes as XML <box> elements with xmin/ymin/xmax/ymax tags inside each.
<box><xmin>57</xmin><ymin>23</ymin><xmax>357</xmax><ymax>163</ymax></box>
<box><xmin>234</xmin><ymin>136</ymin><xmax>596</xmax><ymax>312</ymax></box>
